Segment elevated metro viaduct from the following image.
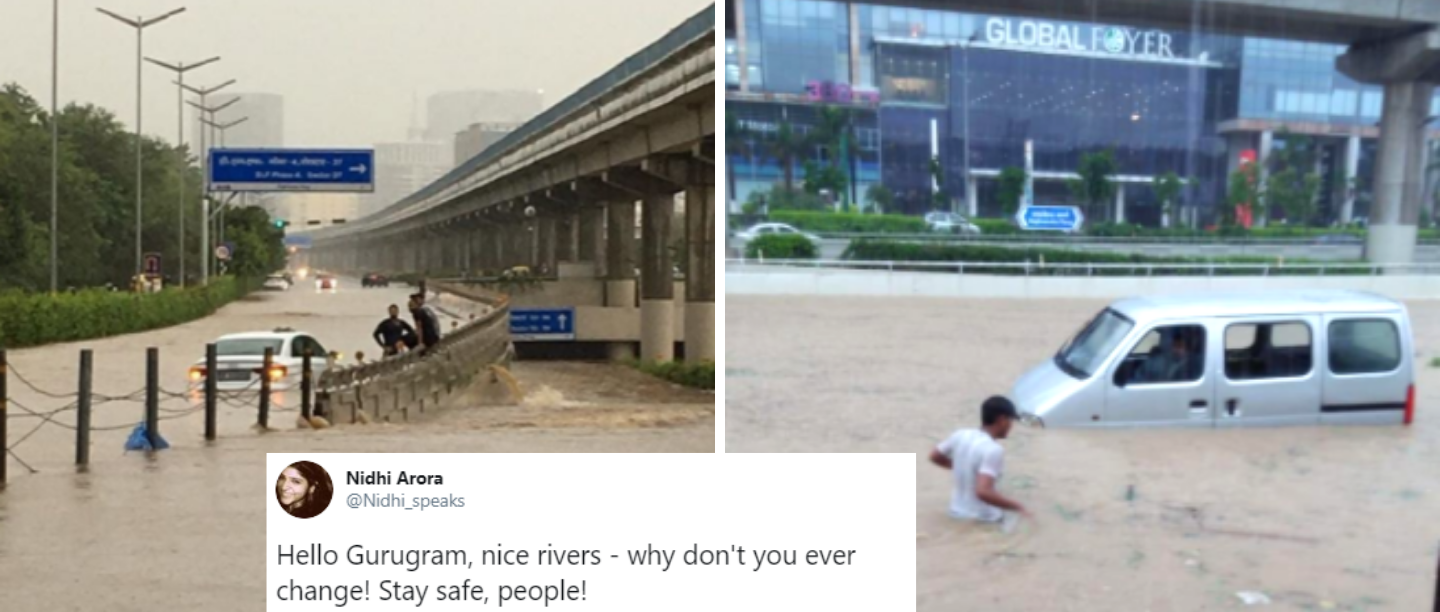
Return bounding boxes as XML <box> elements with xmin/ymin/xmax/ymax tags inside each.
<box><xmin>806</xmin><ymin>0</ymin><xmax>1439</xmax><ymax>264</ymax></box>
<box><xmin>307</xmin><ymin>6</ymin><xmax>715</xmax><ymax>364</ymax></box>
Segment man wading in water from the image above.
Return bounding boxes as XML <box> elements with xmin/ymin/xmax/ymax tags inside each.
<box><xmin>929</xmin><ymin>396</ymin><xmax>1034</xmax><ymax>525</ymax></box>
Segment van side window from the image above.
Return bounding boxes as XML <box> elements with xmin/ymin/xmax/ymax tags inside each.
<box><xmin>1224</xmin><ymin>321</ymin><xmax>1312</xmax><ymax>380</ymax></box>
<box><xmin>1328</xmin><ymin>319</ymin><xmax>1401</xmax><ymax>375</ymax></box>
<box><xmin>1114</xmin><ymin>324</ymin><xmax>1205</xmax><ymax>386</ymax></box>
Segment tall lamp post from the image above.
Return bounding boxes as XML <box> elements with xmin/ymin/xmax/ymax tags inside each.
<box><xmin>184</xmin><ymin>87</ymin><xmax>238</xmax><ymax>283</ymax></box>
<box><xmin>144</xmin><ymin>56</ymin><xmax>219</xmax><ymax>288</ymax></box>
<box><xmin>96</xmin><ymin>5</ymin><xmax>186</xmax><ymax>278</ymax></box>
<box><xmin>49</xmin><ymin>0</ymin><xmax>59</xmax><ymax>292</ymax></box>
<box><xmin>201</xmin><ymin>116</ymin><xmax>249</xmax><ymax>277</ymax></box>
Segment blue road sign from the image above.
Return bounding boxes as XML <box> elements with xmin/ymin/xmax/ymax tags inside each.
<box><xmin>1016</xmin><ymin>205</ymin><xmax>1085</xmax><ymax>232</ymax></box>
<box><xmin>209</xmin><ymin>148</ymin><xmax>374</xmax><ymax>193</ymax></box>
<box><xmin>510</xmin><ymin>308</ymin><xmax>576</xmax><ymax>341</ymax></box>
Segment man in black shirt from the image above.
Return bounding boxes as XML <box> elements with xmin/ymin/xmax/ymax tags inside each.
<box><xmin>409</xmin><ymin>293</ymin><xmax>442</xmax><ymax>354</ymax></box>
<box><xmin>373</xmin><ymin>304</ymin><xmax>417</xmax><ymax>357</ymax></box>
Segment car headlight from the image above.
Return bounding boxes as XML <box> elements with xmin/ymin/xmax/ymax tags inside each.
<box><xmin>187</xmin><ymin>366</ymin><xmax>206</xmax><ymax>382</ymax></box>
<box><xmin>266</xmin><ymin>365</ymin><xmax>288</xmax><ymax>381</ymax></box>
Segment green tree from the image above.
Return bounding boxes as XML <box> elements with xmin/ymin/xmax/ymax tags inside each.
<box><xmin>1067</xmin><ymin>150</ymin><xmax>1117</xmax><ymax>223</ymax></box>
<box><xmin>864</xmin><ymin>184</ymin><xmax>894</xmax><ymax>214</ymax></box>
<box><xmin>802</xmin><ymin>160</ymin><xmax>848</xmax><ymax>202</ymax></box>
<box><xmin>1153</xmin><ymin>172</ymin><xmax>1187</xmax><ymax>228</ymax></box>
<box><xmin>1225</xmin><ymin>164</ymin><xmax>1261</xmax><ymax>230</ymax></box>
<box><xmin>725</xmin><ymin>113</ymin><xmax>749</xmax><ymax>210</ymax></box>
<box><xmin>808</xmin><ymin>105</ymin><xmax>854</xmax><ymax>206</ymax></box>
<box><xmin>997</xmin><ymin>166</ymin><xmax>1027</xmax><ymax>216</ymax></box>
<box><xmin>766</xmin><ymin>120</ymin><xmax>804</xmax><ymax>193</ymax></box>
<box><xmin>1264</xmin><ymin>129</ymin><xmax>1322</xmax><ymax>226</ymax></box>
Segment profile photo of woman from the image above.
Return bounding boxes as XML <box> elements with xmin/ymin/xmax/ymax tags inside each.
<box><xmin>275</xmin><ymin>461</ymin><xmax>334</xmax><ymax>519</ymax></box>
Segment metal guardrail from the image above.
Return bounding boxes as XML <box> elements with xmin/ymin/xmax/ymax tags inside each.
<box><xmin>314</xmin><ymin>282</ymin><xmax>512</xmax><ymax>424</ymax></box>
<box><xmin>739</xmin><ymin>232</ymin><xmax>1440</xmax><ymax>246</ymax></box>
<box><xmin>726</xmin><ymin>258</ymin><xmax>1440</xmax><ymax>277</ymax></box>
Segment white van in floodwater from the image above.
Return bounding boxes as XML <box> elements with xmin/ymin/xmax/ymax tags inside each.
<box><xmin>1012</xmin><ymin>291</ymin><xmax>1416</xmax><ymax>428</ymax></box>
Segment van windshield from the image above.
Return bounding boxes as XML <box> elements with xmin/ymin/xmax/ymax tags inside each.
<box><xmin>1055</xmin><ymin>309</ymin><xmax>1134</xmax><ymax>378</ymax></box>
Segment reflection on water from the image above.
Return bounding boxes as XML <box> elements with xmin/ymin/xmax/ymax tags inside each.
<box><xmin>727</xmin><ymin>296</ymin><xmax>1440</xmax><ymax>610</ymax></box>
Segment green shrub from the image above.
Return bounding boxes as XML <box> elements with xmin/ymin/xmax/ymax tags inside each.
<box><xmin>972</xmin><ymin>218</ymin><xmax>1023</xmax><ymax>235</ymax></box>
<box><xmin>0</xmin><ymin>277</ymin><xmax>254</xmax><ymax>348</ymax></box>
<box><xmin>745</xmin><ymin>234</ymin><xmax>817</xmax><ymax>259</ymax></box>
<box><xmin>1430</xmin><ymin>356</ymin><xmax>1440</xmax><ymax>369</ymax></box>
<box><xmin>839</xmin><ymin>240</ymin><xmax>1366</xmax><ymax>276</ymax></box>
<box><xmin>633</xmin><ymin>360</ymin><xmax>714</xmax><ymax>390</ymax></box>
<box><xmin>769</xmin><ymin>210</ymin><xmax>925</xmax><ymax>234</ymax></box>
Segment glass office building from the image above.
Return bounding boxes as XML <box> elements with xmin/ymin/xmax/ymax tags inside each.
<box><xmin>725</xmin><ymin>0</ymin><xmax>1440</xmax><ymax>224</ymax></box>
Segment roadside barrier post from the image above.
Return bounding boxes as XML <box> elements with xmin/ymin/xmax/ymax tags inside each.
<box><xmin>145</xmin><ymin>347</ymin><xmax>159</xmax><ymax>449</ymax></box>
<box><xmin>258</xmin><ymin>347</ymin><xmax>273</xmax><ymax>429</ymax></box>
<box><xmin>301</xmin><ymin>349</ymin><xmax>313</xmax><ymax>421</ymax></box>
<box><xmin>0</xmin><ymin>348</ymin><xmax>7</xmax><ymax>485</ymax></box>
<box><xmin>76</xmin><ymin>350</ymin><xmax>92</xmax><ymax>467</ymax></box>
<box><xmin>204</xmin><ymin>344</ymin><xmax>217</xmax><ymax>441</ymax></box>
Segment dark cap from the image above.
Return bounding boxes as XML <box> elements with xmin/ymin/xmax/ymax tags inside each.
<box><xmin>981</xmin><ymin>395</ymin><xmax>1019</xmax><ymax>426</ymax></box>
<box><xmin>409</xmin><ymin>292</ymin><xmax>424</xmax><ymax>300</ymax></box>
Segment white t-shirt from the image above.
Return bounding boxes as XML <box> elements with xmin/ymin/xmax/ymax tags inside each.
<box><xmin>936</xmin><ymin>429</ymin><xmax>1006</xmax><ymax>522</ymax></box>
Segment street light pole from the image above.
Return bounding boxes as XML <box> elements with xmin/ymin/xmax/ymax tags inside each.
<box><xmin>182</xmin><ymin>84</ymin><xmax>237</xmax><ymax>283</ymax></box>
<box><xmin>144</xmin><ymin>56</ymin><xmax>219</xmax><ymax>288</ymax></box>
<box><xmin>97</xmin><ymin>5</ymin><xmax>186</xmax><ymax>279</ymax></box>
<box><xmin>50</xmin><ymin>0</ymin><xmax>59</xmax><ymax>292</ymax></box>
<box><xmin>202</xmin><ymin>116</ymin><xmax>248</xmax><ymax>270</ymax></box>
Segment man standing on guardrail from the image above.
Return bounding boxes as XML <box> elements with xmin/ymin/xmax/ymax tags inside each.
<box><xmin>409</xmin><ymin>292</ymin><xmax>441</xmax><ymax>355</ymax></box>
<box><xmin>373</xmin><ymin>304</ymin><xmax>418</xmax><ymax>357</ymax></box>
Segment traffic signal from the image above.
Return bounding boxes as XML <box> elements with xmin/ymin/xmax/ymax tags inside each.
<box><xmin>274</xmin><ymin>219</ymin><xmax>289</xmax><ymax>229</ymax></box>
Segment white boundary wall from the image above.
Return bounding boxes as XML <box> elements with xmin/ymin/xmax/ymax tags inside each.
<box><xmin>727</xmin><ymin>267</ymin><xmax>1440</xmax><ymax>300</ymax></box>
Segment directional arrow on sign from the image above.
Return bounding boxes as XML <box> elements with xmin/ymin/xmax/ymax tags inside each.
<box><xmin>350</xmin><ymin>164</ymin><xmax>367</xmax><ymax>174</ymax></box>
<box><xmin>558</xmin><ymin>314</ymin><xmax>569</xmax><ymax>327</ymax></box>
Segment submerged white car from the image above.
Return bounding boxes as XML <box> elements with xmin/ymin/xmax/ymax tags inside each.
<box><xmin>1013</xmin><ymin>291</ymin><xmax>1415</xmax><ymax>428</ymax></box>
<box><xmin>263</xmin><ymin>275</ymin><xmax>291</xmax><ymax>291</ymax></box>
<box><xmin>188</xmin><ymin>329</ymin><xmax>337</xmax><ymax>391</ymax></box>
<box><xmin>732</xmin><ymin>222</ymin><xmax>822</xmax><ymax>245</ymax></box>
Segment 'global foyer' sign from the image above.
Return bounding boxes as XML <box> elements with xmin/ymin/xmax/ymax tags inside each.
<box><xmin>984</xmin><ymin>17</ymin><xmax>1178</xmax><ymax>59</ymax></box>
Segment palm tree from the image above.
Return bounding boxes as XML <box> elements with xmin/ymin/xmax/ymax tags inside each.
<box><xmin>767</xmin><ymin>120</ymin><xmax>804</xmax><ymax>193</ymax></box>
<box><xmin>725</xmin><ymin>113</ymin><xmax>750</xmax><ymax>208</ymax></box>
<box><xmin>809</xmin><ymin>105</ymin><xmax>855</xmax><ymax>203</ymax></box>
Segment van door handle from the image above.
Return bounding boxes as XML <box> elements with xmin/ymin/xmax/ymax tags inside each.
<box><xmin>1225</xmin><ymin>399</ymin><xmax>1239</xmax><ymax>416</ymax></box>
<box><xmin>1189</xmin><ymin>400</ymin><xmax>1208</xmax><ymax>408</ymax></box>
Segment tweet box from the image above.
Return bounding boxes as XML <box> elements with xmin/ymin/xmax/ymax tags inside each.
<box><xmin>266</xmin><ymin>453</ymin><xmax>914</xmax><ymax>610</ymax></box>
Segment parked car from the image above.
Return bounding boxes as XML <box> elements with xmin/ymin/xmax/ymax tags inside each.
<box><xmin>315</xmin><ymin>275</ymin><xmax>338</xmax><ymax>291</ymax></box>
<box><xmin>262</xmin><ymin>274</ymin><xmax>291</xmax><ymax>291</ymax></box>
<box><xmin>1012</xmin><ymin>290</ymin><xmax>1414</xmax><ymax>428</ymax></box>
<box><xmin>362</xmin><ymin>272</ymin><xmax>389</xmax><ymax>288</ymax></box>
<box><xmin>924</xmin><ymin>212</ymin><xmax>982</xmax><ymax>235</ymax></box>
<box><xmin>187</xmin><ymin>329</ymin><xmax>338</xmax><ymax>391</ymax></box>
<box><xmin>732</xmin><ymin>222</ymin><xmax>822</xmax><ymax>246</ymax></box>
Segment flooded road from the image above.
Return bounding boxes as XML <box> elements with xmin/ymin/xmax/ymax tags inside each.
<box><xmin>727</xmin><ymin>295</ymin><xmax>1440</xmax><ymax>610</ymax></box>
<box><xmin>0</xmin><ymin>279</ymin><xmax>713</xmax><ymax>610</ymax></box>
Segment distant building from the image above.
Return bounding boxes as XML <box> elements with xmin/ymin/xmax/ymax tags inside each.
<box><xmin>454</xmin><ymin>122</ymin><xmax>521</xmax><ymax>164</ymax></box>
<box><xmin>426</xmin><ymin>89</ymin><xmax>543</xmax><ymax>147</ymax></box>
<box><xmin>357</xmin><ymin>142</ymin><xmax>453</xmax><ymax>218</ymax></box>
<box><xmin>193</xmin><ymin>93</ymin><xmax>283</xmax><ymax>150</ymax></box>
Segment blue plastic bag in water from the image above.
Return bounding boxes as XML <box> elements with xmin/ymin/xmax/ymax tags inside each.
<box><xmin>124</xmin><ymin>422</ymin><xmax>170</xmax><ymax>451</ymax></box>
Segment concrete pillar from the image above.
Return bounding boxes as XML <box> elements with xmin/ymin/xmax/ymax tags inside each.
<box><xmin>566</xmin><ymin>213</ymin><xmax>581</xmax><ymax>262</ymax></box>
<box><xmin>685</xmin><ymin>182</ymin><xmax>715</xmax><ymax>363</ymax></box>
<box><xmin>579</xmin><ymin>206</ymin><xmax>603</xmax><ymax>269</ymax></box>
<box><xmin>1367</xmin><ymin>81</ymin><xmax>1431</xmax><ymax>265</ymax></box>
<box><xmin>1257</xmin><ymin>130</ymin><xmax>1273</xmax><ymax>227</ymax></box>
<box><xmin>966</xmin><ymin>178</ymin><xmax>978</xmax><ymax>218</ymax></box>
<box><xmin>540</xmin><ymin>217</ymin><xmax>557</xmax><ymax>275</ymax></box>
<box><xmin>1114</xmin><ymin>184</ymin><xmax>1126</xmax><ymax>224</ymax></box>
<box><xmin>1342</xmin><ymin>135</ymin><xmax>1361</xmax><ymax>224</ymax></box>
<box><xmin>640</xmin><ymin>193</ymin><xmax>674</xmax><ymax>362</ymax></box>
<box><xmin>605</xmin><ymin>201</ymin><xmax>637</xmax><ymax>308</ymax></box>
<box><xmin>735</xmin><ymin>0</ymin><xmax>748</xmax><ymax>93</ymax></box>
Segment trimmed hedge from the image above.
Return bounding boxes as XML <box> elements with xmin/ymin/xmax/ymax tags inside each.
<box><xmin>972</xmin><ymin>218</ymin><xmax>1023</xmax><ymax>235</ymax></box>
<box><xmin>0</xmin><ymin>277</ymin><xmax>254</xmax><ymax>348</ymax></box>
<box><xmin>745</xmin><ymin>234</ymin><xmax>817</xmax><ymax>259</ymax></box>
<box><xmin>634</xmin><ymin>360</ymin><xmax>714</xmax><ymax>390</ymax></box>
<box><xmin>769</xmin><ymin>210</ymin><xmax>925</xmax><ymax>234</ymax></box>
<box><xmin>839</xmin><ymin>240</ymin><xmax>1368</xmax><ymax>276</ymax></box>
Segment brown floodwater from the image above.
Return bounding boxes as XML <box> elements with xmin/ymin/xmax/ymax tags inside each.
<box><xmin>727</xmin><ymin>295</ymin><xmax>1440</xmax><ymax>610</ymax></box>
<box><xmin>0</xmin><ymin>281</ymin><xmax>712</xmax><ymax>610</ymax></box>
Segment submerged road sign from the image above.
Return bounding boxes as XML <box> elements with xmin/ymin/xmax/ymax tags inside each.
<box><xmin>510</xmin><ymin>308</ymin><xmax>576</xmax><ymax>341</ymax></box>
<box><xmin>209</xmin><ymin>148</ymin><xmax>374</xmax><ymax>193</ymax></box>
<box><xmin>1016</xmin><ymin>205</ymin><xmax>1084</xmax><ymax>232</ymax></box>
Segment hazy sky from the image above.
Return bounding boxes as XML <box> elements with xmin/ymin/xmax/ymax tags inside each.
<box><xmin>0</xmin><ymin>0</ymin><xmax>711</xmax><ymax>147</ymax></box>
